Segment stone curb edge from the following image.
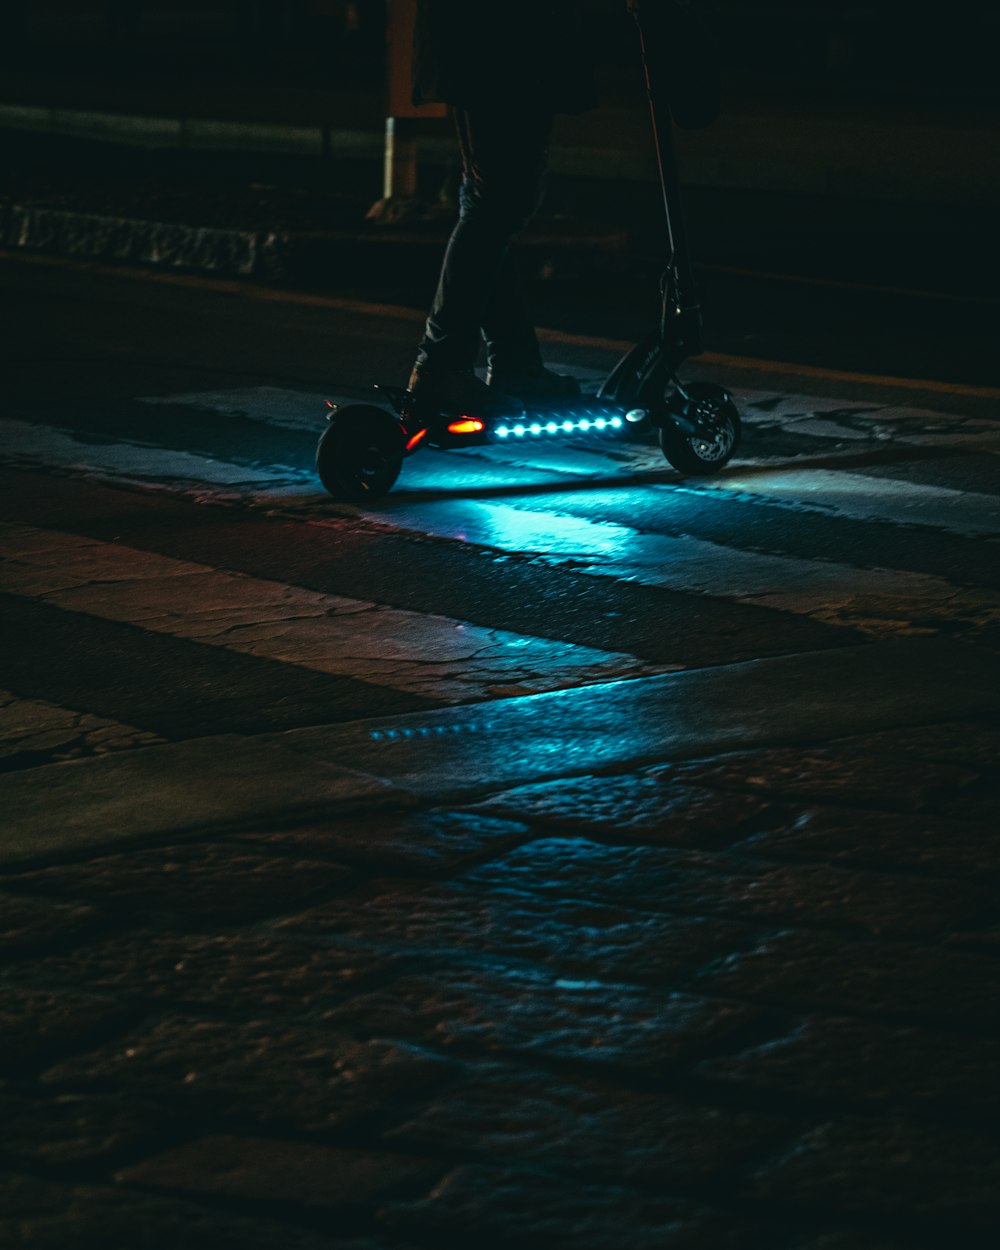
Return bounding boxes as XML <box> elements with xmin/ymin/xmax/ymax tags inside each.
<box><xmin>2</xmin><ymin>734</ymin><xmax>411</xmax><ymax>868</ymax></box>
<box><xmin>5</xmin><ymin>637</ymin><xmax>999</xmax><ymax>866</ymax></box>
<box><xmin>0</xmin><ymin>200</ymin><xmax>627</xmax><ymax>281</ymax></box>
<box><xmin>272</xmin><ymin>637</ymin><xmax>1000</xmax><ymax>800</ymax></box>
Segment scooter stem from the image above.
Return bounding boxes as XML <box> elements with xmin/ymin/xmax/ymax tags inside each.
<box><xmin>631</xmin><ymin>2</ymin><xmax>703</xmax><ymax>353</ymax></box>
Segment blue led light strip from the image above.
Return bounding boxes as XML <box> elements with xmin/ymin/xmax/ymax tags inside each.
<box><xmin>495</xmin><ymin>415</ymin><xmax>624</xmax><ymax>439</ymax></box>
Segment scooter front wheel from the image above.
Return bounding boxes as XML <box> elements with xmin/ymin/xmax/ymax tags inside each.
<box><xmin>316</xmin><ymin>405</ymin><xmax>404</xmax><ymax>501</ymax></box>
<box><xmin>658</xmin><ymin>382</ymin><xmax>741</xmax><ymax>476</ymax></box>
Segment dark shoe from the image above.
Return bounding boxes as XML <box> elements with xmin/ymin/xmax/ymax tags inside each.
<box><xmin>407</xmin><ymin>368</ymin><xmax>524</xmax><ymax>420</ymax></box>
<box><xmin>486</xmin><ymin>366</ymin><xmax>581</xmax><ymax>405</ymax></box>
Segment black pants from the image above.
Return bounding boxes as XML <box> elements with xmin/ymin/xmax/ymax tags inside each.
<box><xmin>414</xmin><ymin>104</ymin><xmax>554</xmax><ymax>379</ymax></box>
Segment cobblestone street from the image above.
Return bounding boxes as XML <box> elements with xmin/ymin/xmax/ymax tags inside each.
<box><xmin>5</xmin><ymin>715</ymin><xmax>1000</xmax><ymax>1248</ymax></box>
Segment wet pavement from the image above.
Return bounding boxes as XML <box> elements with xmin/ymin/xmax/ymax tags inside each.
<box><xmin>4</xmin><ymin>712</ymin><xmax>1000</xmax><ymax>1247</ymax></box>
<box><xmin>3</xmin><ymin>253</ymin><xmax>1000</xmax><ymax>1246</ymax></box>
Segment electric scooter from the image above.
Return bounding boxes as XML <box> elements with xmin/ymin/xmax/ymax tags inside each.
<box><xmin>316</xmin><ymin>2</ymin><xmax>741</xmax><ymax>502</ymax></box>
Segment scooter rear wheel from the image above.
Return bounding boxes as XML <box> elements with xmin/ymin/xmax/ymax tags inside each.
<box><xmin>316</xmin><ymin>405</ymin><xmax>404</xmax><ymax>502</ymax></box>
<box><xmin>658</xmin><ymin>382</ymin><xmax>741</xmax><ymax>476</ymax></box>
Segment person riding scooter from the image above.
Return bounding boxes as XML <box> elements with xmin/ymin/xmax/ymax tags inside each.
<box><xmin>406</xmin><ymin>0</ymin><xmax>598</xmax><ymax>420</ymax></box>
<box><xmin>405</xmin><ymin>1</ymin><xmax>719</xmax><ymax>421</ymax></box>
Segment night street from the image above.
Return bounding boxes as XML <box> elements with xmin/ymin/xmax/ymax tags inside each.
<box><xmin>4</xmin><ymin>252</ymin><xmax>1000</xmax><ymax>731</ymax></box>
<box><xmin>3</xmin><ymin>250</ymin><xmax>1000</xmax><ymax>1247</ymax></box>
<box><xmin>4</xmin><ymin>1</ymin><xmax>1000</xmax><ymax>1247</ymax></box>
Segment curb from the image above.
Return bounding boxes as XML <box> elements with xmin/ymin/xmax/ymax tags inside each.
<box><xmin>8</xmin><ymin>637</ymin><xmax>997</xmax><ymax>859</ymax></box>
<box><xmin>274</xmin><ymin>637</ymin><xmax>1000</xmax><ymax>801</ymax></box>
<box><xmin>0</xmin><ymin>201</ymin><xmax>286</xmax><ymax>278</ymax></box>
<box><xmin>0</xmin><ymin>198</ymin><xmax>628</xmax><ymax>281</ymax></box>
<box><xmin>3</xmin><ymin>735</ymin><xmax>410</xmax><ymax>868</ymax></box>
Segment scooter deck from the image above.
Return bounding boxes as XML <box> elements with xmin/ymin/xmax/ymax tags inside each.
<box><xmin>369</xmin><ymin>384</ymin><xmax>638</xmax><ymax>449</ymax></box>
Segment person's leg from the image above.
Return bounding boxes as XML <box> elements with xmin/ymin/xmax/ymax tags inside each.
<box><xmin>470</xmin><ymin>108</ymin><xmax>580</xmax><ymax>401</ymax></box>
<box><xmin>476</xmin><ymin>108</ymin><xmax>552</xmax><ymax>380</ymax></box>
<box><xmin>409</xmin><ymin>104</ymin><xmax>553</xmax><ymax>408</ymax></box>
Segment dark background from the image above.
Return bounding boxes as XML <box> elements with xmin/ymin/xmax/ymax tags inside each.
<box><xmin>1</xmin><ymin>2</ymin><xmax>997</xmax><ymax>103</ymax></box>
<box><xmin>1</xmin><ymin>2</ymin><xmax>998</xmax><ymax>382</ymax></box>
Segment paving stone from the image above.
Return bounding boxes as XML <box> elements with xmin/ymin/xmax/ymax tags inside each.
<box><xmin>242</xmin><ymin>808</ymin><xmax>532</xmax><ymax>874</ymax></box>
<box><xmin>386</xmin><ymin>1062</ymin><xmax>793</xmax><ymax>1185</ymax></box>
<box><xmin>43</xmin><ymin>1016</ymin><xmax>453</xmax><ymax>1133</ymax></box>
<box><xmin>734</xmin><ymin>806</ymin><xmax>1000</xmax><ymax>879</ymax></box>
<box><xmin>656</xmin><ymin>746</ymin><xmax>980</xmax><ymax>813</ymax></box>
<box><xmin>697</xmin><ymin>1014</ymin><xmax>1000</xmax><ymax>1117</ymax></box>
<box><xmin>15</xmin><ymin>930</ymin><xmax>395</xmax><ymax>1014</ymax></box>
<box><xmin>381</xmin><ymin>1164</ymin><xmax>742</xmax><ymax>1250</ymax></box>
<box><xmin>0</xmin><ymin>987</ymin><xmax>133</xmax><ymax>1069</ymax></box>
<box><xmin>697</xmin><ymin>930</ymin><xmax>1000</xmax><ymax>1028</ymax></box>
<box><xmin>0</xmin><ymin>1090</ymin><xmax>176</xmax><ymax>1165</ymax></box>
<box><xmin>325</xmin><ymin>965</ymin><xmax>760</xmax><ymax>1072</ymax></box>
<box><xmin>0</xmin><ymin>1173</ymin><xmax>364</xmax><ymax>1248</ymax></box>
<box><xmin>118</xmin><ymin>1134</ymin><xmax>442</xmax><ymax>1210</ymax></box>
<box><xmin>11</xmin><ymin>844</ymin><xmax>352</xmax><ymax>924</ymax></box>
<box><xmin>465</xmin><ymin>773</ymin><xmax>771</xmax><ymax>849</ymax></box>
<box><xmin>0</xmin><ymin>890</ymin><xmax>103</xmax><ymax>956</ymax></box>
<box><xmin>275</xmin><ymin>881</ymin><xmax>759</xmax><ymax>985</ymax></box>
<box><xmin>466</xmin><ymin>837</ymin><xmax>984</xmax><ymax>938</ymax></box>
<box><xmin>748</xmin><ymin>1116</ymin><xmax>1000</xmax><ymax>1223</ymax></box>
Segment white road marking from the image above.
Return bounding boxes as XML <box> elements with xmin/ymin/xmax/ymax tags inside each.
<box><xmin>0</xmin><ymin>523</ymin><xmax>668</xmax><ymax>704</ymax></box>
<box><xmin>701</xmin><ymin>468</ymin><xmax>1000</xmax><ymax>537</ymax></box>
<box><xmin>0</xmin><ymin>417</ymin><xmax>316</xmax><ymax>498</ymax></box>
<box><xmin>4</xmin><ymin>378</ymin><xmax>999</xmax><ymax>647</ymax></box>
<box><xmin>725</xmin><ymin>388</ymin><xmax>1000</xmax><ymax>451</ymax></box>
<box><xmin>346</xmin><ymin>496</ymin><xmax>1000</xmax><ymax>640</ymax></box>
<box><xmin>139</xmin><ymin>379</ymin><xmax>1000</xmax><ymax>462</ymax></box>
<box><xmin>11</xmin><ymin>407</ymin><xmax>995</xmax><ymax>540</ymax></box>
<box><xmin>139</xmin><ymin>386</ymin><xmax>339</xmax><ymax>433</ymax></box>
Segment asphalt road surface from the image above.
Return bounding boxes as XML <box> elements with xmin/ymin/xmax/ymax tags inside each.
<box><xmin>1</xmin><ymin>252</ymin><xmax>999</xmax><ymax>766</ymax></box>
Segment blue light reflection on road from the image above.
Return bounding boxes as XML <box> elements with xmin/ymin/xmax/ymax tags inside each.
<box><xmin>359</xmin><ymin>671</ymin><xmax>690</xmax><ymax>795</ymax></box>
<box><xmin>364</xmin><ymin>436</ymin><xmax>673</xmax><ymax>560</ymax></box>
<box><xmin>436</xmin><ymin>499</ymin><xmax>627</xmax><ymax>560</ymax></box>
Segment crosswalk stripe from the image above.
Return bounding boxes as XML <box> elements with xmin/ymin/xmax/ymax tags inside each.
<box><xmin>0</xmin><ymin>418</ymin><xmax>314</xmax><ymax>497</ymax></box>
<box><xmin>735</xmin><ymin>388</ymin><xmax>1000</xmax><ymax>452</ymax></box>
<box><xmin>5</xmin><ymin>371</ymin><xmax>998</xmax><ymax>658</ymax></box>
<box><xmin>8</xmin><ymin>401</ymin><xmax>997</xmax><ymax>546</ymax></box>
<box><xmin>0</xmin><ymin>522</ymin><xmax>667</xmax><ymax>704</ymax></box>
<box><xmin>347</xmin><ymin>496</ymin><xmax>1000</xmax><ymax>640</ymax></box>
<box><xmin>701</xmin><ymin>468</ymin><xmax>1000</xmax><ymax>537</ymax></box>
<box><xmin>4</xmin><ymin>385</ymin><xmax>999</xmax><ymax>641</ymax></box>
<box><xmin>5</xmin><ymin>464</ymin><xmax>995</xmax><ymax>657</ymax></box>
<box><xmin>139</xmin><ymin>382</ymin><xmax>1000</xmax><ymax>453</ymax></box>
<box><xmin>135</xmin><ymin>384</ymin><xmax>1000</xmax><ymax>535</ymax></box>
<box><xmin>139</xmin><ymin>386</ymin><xmax>337</xmax><ymax>433</ymax></box>
<box><xmin>0</xmin><ymin>466</ymin><xmax>856</xmax><ymax>668</ymax></box>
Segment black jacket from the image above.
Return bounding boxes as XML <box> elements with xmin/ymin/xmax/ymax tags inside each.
<box><xmin>412</xmin><ymin>0</ymin><xmax>598</xmax><ymax>114</ymax></box>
